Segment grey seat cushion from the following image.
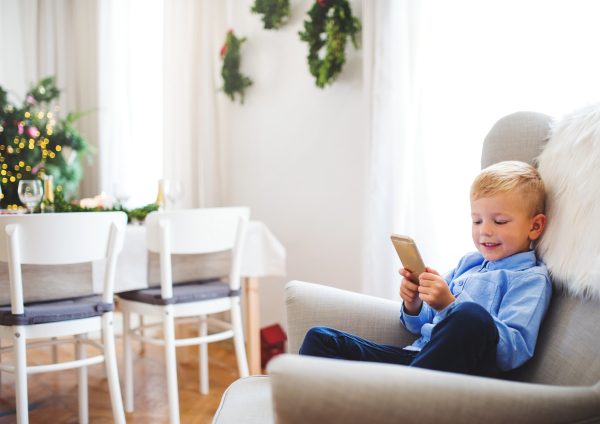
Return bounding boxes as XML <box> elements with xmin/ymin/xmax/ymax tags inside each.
<box><xmin>0</xmin><ymin>295</ymin><xmax>113</xmax><ymax>326</ymax></box>
<box><xmin>118</xmin><ymin>279</ymin><xmax>240</xmax><ymax>305</ymax></box>
<box><xmin>212</xmin><ymin>376</ymin><xmax>273</xmax><ymax>424</ymax></box>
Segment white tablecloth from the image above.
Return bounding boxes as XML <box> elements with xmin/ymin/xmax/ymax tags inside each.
<box><xmin>92</xmin><ymin>221</ymin><xmax>286</xmax><ymax>293</ymax></box>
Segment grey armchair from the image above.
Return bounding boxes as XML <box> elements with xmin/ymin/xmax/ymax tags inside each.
<box><xmin>212</xmin><ymin>112</ymin><xmax>600</xmax><ymax>424</ymax></box>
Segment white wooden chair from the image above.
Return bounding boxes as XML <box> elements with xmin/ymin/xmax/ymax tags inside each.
<box><xmin>0</xmin><ymin>212</ymin><xmax>127</xmax><ymax>424</ymax></box>
<box><xmin>117</xmin><ymin>207</ymin><xmax>250</xmax><ymax>424</ymax></box>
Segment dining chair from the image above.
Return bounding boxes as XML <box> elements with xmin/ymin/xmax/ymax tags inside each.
<box><xmin>117</xmin><ymin>207</ymin><xmax>250</xmax><ymax>424</ymax></box>
<box><xmin>0</xmin><ymin>212</ymin><xmax>127</xmax><ymax>424</ymax></box>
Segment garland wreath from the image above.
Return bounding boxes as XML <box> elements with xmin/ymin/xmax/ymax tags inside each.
<box><xmin>298</xmin><ymin>0</ymin><xmax>361</xmax><ymax>89</ymax></box>
<box><xmin>221</xmin><ymin>30</ymin><xmax>253</xmax><ymax>104</ymax></box>
<box><xmin>251</xmin><ymin>0</ymin><xmax>291</xmax><ymax>30</ymax></box>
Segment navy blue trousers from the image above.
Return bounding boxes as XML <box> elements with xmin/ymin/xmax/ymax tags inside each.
<box><xmin>299</xmin><ymin>302</ymin><xmax>500</xmax><ymax>377</ymax></box>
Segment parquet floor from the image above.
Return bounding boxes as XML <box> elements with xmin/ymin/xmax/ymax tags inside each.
<box><xmin>0</xmin><ymin>330</ymin><xmax>243</xmax><ymax>424</ymax></box>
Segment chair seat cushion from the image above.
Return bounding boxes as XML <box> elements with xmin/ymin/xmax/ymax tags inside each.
<box><xmin>0</xmin><ymin>295</ymin><xmax>114</xmax><ymax>326</ymax></box>
<box><xmin>117</xmin><ymin>279</ymin><xmax>240</xmax><ymax>305</ymax></box>
<box><xmin>213</xmin><ymin>376</ymin><xmax>274</xmax><ymax>424</ymax></box>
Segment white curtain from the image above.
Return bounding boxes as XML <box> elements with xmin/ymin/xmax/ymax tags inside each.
<box><xmin>162</xmin><ymin>0</ymin><xmax>226</xmax><ymax>209</ymax></box>
<box><xmin>0</xmin><ymin>0</ymin><xmax>99</xmax><ymax>198</ymax></box>
<box><xmin>363</xmin><ymin>0</ymin><xmax>600</xmax><ymax>300</ymax></box>
<box><xmin>97</xmin><ymin>0</ymin><xmax>164</xmax><ymax>207</ymax></box>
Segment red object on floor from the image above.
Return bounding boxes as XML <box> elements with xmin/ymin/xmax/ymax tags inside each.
<box><xmin>260</xmin><ymin>324</ymin><xmax>287</xmax><ymax>369</ymax></box>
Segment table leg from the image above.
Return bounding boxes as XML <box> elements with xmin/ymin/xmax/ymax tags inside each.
<box><xmin>244</xmin><ymin>277</ymin><xmax>261</xmax><ymax>375</ymax></box>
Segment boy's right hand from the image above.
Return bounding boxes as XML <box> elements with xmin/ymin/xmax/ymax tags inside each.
<box><xmin>399</xmin><ymin>268</ymin><xmax>422</xmax><ymax>315</ymax></box>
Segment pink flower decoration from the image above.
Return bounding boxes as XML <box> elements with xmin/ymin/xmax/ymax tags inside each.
<box><xmin>27</xmin><ymin>126</ymin><xmax>39</xmax><ymax>138</ymax></box>
<box><xmin>26</xmin><ymin>95</ymin><xmax>38</xmax><ymax>106</ymax></box>
<box><xmin>17</xmin><ymin>122</ymin><xmax>23</xmax><ymax>135</ymax></box>
<box><xmin>31</xmin><ymin>163</ymin><xmax>43</xmax><ymax>175</ymax></box>
<box><xmin>317</xmin><ymin>0</ymin><xmax>327</xmax><ymax>6</ymax></box>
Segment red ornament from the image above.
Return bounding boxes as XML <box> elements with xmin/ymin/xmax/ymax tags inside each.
<box><xmin>260</xmin><ymin>324</ymin><xmax>287</xmax><ymax>369</ymax></box>
<box><xmin>317</xmin><ymin>0</ymin><xmax>327</xmax><ymax>6</ymax></box>
<box><xmin>220</xmin><ymin>42</ymin><xmax>228</xmax><ymax>57</ymax></box>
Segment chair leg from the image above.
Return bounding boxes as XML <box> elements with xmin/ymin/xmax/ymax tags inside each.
<box><xmin>199</xmin><ymin>315</ymin><xmax>208</xmax><ymax>394</ymax></box>
<box><xmin>139</xmin><ymin>314</ymin><xmax>146</xmax><ymax>355</ymax></box>
<box><xmin>163</xmin><ymin>306</ymin><xmax>181</xmax><ymax>424</ymax></box>
<box><xmin>51</xmin><ymin>337</ymin><xmax>58</xmax><ymax>364</ymax></box>
<box><xmin>102</xmin><ymin>312</ymin><xmax>126</xmax><ymax>424</ymax></box>
<box><xmin>76</xmin><ymin>334</ymin><xmax>89</xmax><ymax>424</ymax></box>
<box><xmin>123</xmin><ymin>311</ymin><xmax>134</xmax><ymax>413</ymax></box>
<box><xmin>230</xmin><ymin>299</ymin><xmax>250</xmax><ymax>378</ymax></box>
<box><xmin>13</xmin><ymin>327</ymin><xmax>29</xmax><ymax>424</ymax></box>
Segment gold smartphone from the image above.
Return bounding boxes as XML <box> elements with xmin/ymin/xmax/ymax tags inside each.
<box><xmin>390</xmin><ymin>234</ymin><xmax>426</xmax><ymax>285</ymax></box>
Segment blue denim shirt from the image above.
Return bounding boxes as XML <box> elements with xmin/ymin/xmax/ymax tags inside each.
<box><xmin>400</xmin><ymin>250</ymin><xmax>552</xmax><ymax>371</ymax></box>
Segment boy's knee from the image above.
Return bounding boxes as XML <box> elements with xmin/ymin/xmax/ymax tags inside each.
<box><xmin>300</xmin><ymin>326</ymin><xmax>333</xmax><ymax>356</ymax></box>
<box><xmin>447</xmin><ymin>302</ymin><xmax>495</xmax><ymax>331</ymax></box>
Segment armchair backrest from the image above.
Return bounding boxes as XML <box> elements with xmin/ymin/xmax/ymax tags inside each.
<box><xmin>145</xmin><ymin>207</ymin><xmax>250</xmax><ymax>299</ymax></box>
<box><xmin>480</xmin><ymin>112</ymin><xmax>600</xmax><ymax>386</ymax></box>
<box><xmin>0</xmin><ymin>212</ymin><xmax>127</xmax><ymax>313</ymax></box>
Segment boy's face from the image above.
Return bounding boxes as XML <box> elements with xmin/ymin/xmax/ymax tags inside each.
<box><xmin>470</xmin><ymin>190</ymin><xmax>546</xmax><ymax>262</ymax></box>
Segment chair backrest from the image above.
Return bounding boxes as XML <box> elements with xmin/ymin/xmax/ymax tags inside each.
<box><xmin>481</xmin><ymin>112</ymin><xmax>600</xmax><ymax>386</ymax></box>
<box><xmin>0</xmin><ymin>212</ymin><xmax>127</xmax><ymax>313</ymax></box>
<box><xmin>145</xmin><ymin>207</ymin><xmax>250</xmax><ymax>298</ymax></box>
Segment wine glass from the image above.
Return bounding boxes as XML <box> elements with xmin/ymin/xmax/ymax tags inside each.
<box><xmin>164</xmin><ymin>180</ymin><xmax>183</xmax><ymax>210</ymax></box>
<box><xmin>18</xmin><ymin>180</ymin><xmax>43</xmax><ymax>214</ymax></box>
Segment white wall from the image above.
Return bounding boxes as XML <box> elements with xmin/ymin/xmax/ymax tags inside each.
<box><xmin>220</xmin><ymin>0</ymin><xmax>366</xmax><ymax>331</ymax></box>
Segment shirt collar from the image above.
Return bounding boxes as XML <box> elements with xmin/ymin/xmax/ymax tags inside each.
<box><xmin>481</xmin><ymin>250</ymin><xmax>537</xmax><ymax>272</ymax></box>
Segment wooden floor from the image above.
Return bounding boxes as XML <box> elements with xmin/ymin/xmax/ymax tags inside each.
<box><xmin>0</xmin><ymin>332</ymin><xmax>243</xmax><ymax>424</ymax></box>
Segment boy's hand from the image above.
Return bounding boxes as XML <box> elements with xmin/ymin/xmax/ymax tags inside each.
<box><xmin>399</xmin><ymin>268</ymin><xmax>422</xmax><ymax>315</ymax></box>
<box><xmin>418</xmin><ymin>267</ymin><xmax>455</xmax><ymax>312</ymax></box>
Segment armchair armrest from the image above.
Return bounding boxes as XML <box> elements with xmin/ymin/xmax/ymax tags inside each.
<box><xmin>267</xmin><ymin>354</ymin><xmax>600</xmax><ymax>424</ymax></box>
<box><xmin>285</xmin><ymin>280</ymin><xmax>419</xmax><ymax>354</ymax></box>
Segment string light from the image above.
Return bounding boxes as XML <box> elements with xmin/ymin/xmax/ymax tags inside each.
<box><xmin>24</xmin><ymin>112</ymin><xmax>30</xmax><ymax>118</ymax></box>
<box><xmin>2</xmin><ymin>178</ymin><xmax>6</xmax><ymax>183</ymax></box>
<box><xmin>54</xmin><ymin>105</ymin><xmax>60</xmax><ymax>111</ymax></box>
<box><xmin>38</xmin><ymin>112</ymin><xmax>44</xmax><ymax>119</ymax></box>
<box><xmin>16</xmin><ymin>173</ymin><xmax>21</xmax><ymax>179</ymax></box>
<box><xmin>56</xmin><ymin>145</ymin><xmax>62</xmax><ymax>151</ymax></box>
<box><xmin>47</xmin><ymin>112</ymin><xmax>53</xmax><ymax>119</ymax></box>
<box><xmin>57</xmin><ymin>185</ymin><xmax>62</xmax><ymax>192</ymax></box>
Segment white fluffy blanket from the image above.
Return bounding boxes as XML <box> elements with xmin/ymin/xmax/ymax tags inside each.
<box><xmin>536</xmin><ymin>103</ymin><xmax>600</xmax><ymax>299</ymax></box>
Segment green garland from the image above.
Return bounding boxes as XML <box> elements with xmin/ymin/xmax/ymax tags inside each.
<box><xmin>221</xmin><ymin>31</ymin><xmax>253</xmax><ymax>104</ymax></box>
<box><xmin>0</xmin><ymin>76</ymin><xmax>95</xmax><ymax>208</ymax></box>
<box><xmin>251</xmin><ymin>0</ymin><xmax>291</xmax><ymax>29</ymax></box>
<box><xmin>298</xmin><ymin>0</ymin><xmax>362</xmax><ymax>88</ymax></box>
<box><xmin>48</xmin><ymin>189</ymin><xmax>159</xmax><ymax>223</ymax></box>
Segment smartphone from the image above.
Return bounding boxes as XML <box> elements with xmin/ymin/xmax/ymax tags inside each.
<box><xmin>390</xmin><ymin>234</ymin><xmax>426</xmax><ymax>285</ymax></box>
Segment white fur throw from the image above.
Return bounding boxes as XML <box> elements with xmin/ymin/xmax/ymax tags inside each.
<box><xmin>536</xmin><ymin>103</ymin><xmax>600</xmax><ymax>299</ymax></box>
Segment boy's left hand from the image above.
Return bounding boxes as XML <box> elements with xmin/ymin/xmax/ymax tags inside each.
<box><xmin>418</xmin><ymin>267</ymin><xmax>455</xmax><ymax>312</ymax></box>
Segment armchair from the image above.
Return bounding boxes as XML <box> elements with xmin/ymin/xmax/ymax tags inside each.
<box><xmin>212</xmin><ymin>112</ymin><xmax>600</xmax><ymax>424</ymax></box>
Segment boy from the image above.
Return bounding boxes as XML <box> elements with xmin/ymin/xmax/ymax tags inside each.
<box><xmin>300</xmin><ymin>161</ymin><xmax>552</xmax><ymax>377</ymax></box>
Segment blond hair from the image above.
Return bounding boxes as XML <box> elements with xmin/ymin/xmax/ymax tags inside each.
<box><xmin>470</xmin><ymin>161</ymin><xmax>546</xmax><ymax>216</ymax></box>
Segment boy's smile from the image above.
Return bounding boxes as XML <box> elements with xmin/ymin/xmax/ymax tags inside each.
<box><xmin>470</xmin><ymin>191</ymin><xmax>546</xmax><ymax>262</ymax></box>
